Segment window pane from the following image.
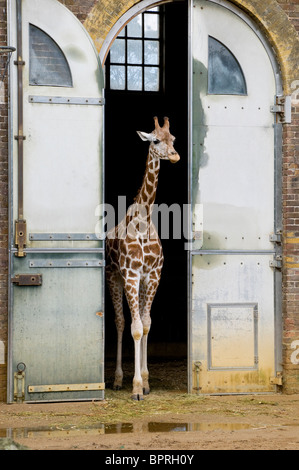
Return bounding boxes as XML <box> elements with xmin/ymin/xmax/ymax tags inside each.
<box><xmin>128</xmin><ymin>39</ymin><xmax>142</xmax><ymax>64</ymax></box>
<box><xmin>144</xmin><ymin>13</ymin><xmax>159</xmax><ymax>38</ymax></box>
<box><xmin>144</xmin><ymin>40</ymin><xmax>159</xmax><ymax>65</ymax></box>
<box><xmin>110</xmin><ymin>65</ymin><xmax>125</xmax><ymax>90</ymax></box>
<box><xmin>127</xmin><ymin>15</ymin><xmax>142</xmax><ymax>37</ymax></box>
<box><xmin>145</xmin><ymin>67</ymin><xmax>159</xmax><ymax>91</ymax></box>
<box><xmin>110</xmin><ymin>39</ymin><xmax>125</xmax><ymax>64</ymax></box>
<box><xmin>127</xmin><ymin>66</ymin><xmax>142</xmax><ymax>91</ymax></box>
<box><xmin>208</xmin><ymin>36</ymin><xmax>247</xmax><ymax>95</ymax></box>
<box><xmin>29</xmin><ymin>24</ymin><xmax>72</xmax><ymax>87</ymax></box>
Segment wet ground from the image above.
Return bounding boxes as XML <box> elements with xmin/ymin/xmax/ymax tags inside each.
<box><xmin>1</xmin><ymin>360</ymin><xmax>299</xmax><ymax>450</ymax></box>
<box><xmin>1</xmin><ymin>420</ymin><xmax>253</xmax><ymax>440</ymax></box>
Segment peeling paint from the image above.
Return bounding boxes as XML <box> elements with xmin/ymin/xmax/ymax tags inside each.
<box><xmin>192</xmin><ymin>361</ymin><xmax>274</xmax><ymax>394</ymax></box>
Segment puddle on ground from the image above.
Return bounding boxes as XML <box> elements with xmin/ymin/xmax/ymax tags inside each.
<box><xmin>0</xmin><ymin>422</ymin><xmax>253</xmax><ymax>439</ymax></box>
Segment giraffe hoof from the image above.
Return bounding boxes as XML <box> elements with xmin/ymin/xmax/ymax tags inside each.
<box><xmin>113</xmin><ymin>385</ymin><xmax>122</xmax><ymax>391</ymax></box>
<box><xmin>143</xmin><ymin>387</ymin><xmax>150</xmax><ymax>395</ymax></box>
<box><xmin>131</xmin><ymin>394</ymin><xmax>144</xmax><ymax>401</ymax></box>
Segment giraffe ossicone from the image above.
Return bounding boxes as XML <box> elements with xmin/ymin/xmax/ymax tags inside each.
<box><xmin>106</xmin><ymin>116</ymin><xmax>180</xmax><ymax>400</ymax></box>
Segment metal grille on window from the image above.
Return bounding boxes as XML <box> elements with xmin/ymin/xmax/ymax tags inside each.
<box><xmin>208</xmin><ymin>36</ymin><xmax>247</xmax><ymax>95</ymax></box>
<box><xmin>108</xmin><ymin>7</ymin><xmax>161</xmax><ymax>92</ymax></box>
<box><xmin>29</xmin><ymin>24</ymin><xmax>72</xmax><ymax>87</ymax></box>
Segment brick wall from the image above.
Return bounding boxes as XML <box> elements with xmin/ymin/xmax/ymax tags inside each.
<box><xmin>57</xmin><ymin>0</ymin><xmax>96</xmax><ymax>23</ymax></box>
<box><xmin>278</xmin><ymin>0</ymin><xmax>299</xmax><ymax>33</ymax></box>
<box><xmin>0</xmin><ymin>0</ymin><xmax>298</xmax><ymax>400</ymax></box>
<box><xmin>282</xmin><ymin>99</ymin><xmax>299</xmax><ymax>393</ymax></box>
<box><xmin>274</xmin><ymin>0</ymin><xmax>299</xmax><ymax>393</ymax></box>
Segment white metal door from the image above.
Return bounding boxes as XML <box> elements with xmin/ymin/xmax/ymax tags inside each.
<box><xmin>189</xmin><ymin>0</ymin><xmax>282</xmax><ymax>394</ymax></box>
<box><xmin>8</xmin><ymin>0</ymin><xmax>105</xmax><ymax>402</ymax></box>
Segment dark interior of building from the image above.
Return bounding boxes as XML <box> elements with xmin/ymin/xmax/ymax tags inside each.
<box><xmin>104</xmin><ymin>2</ymin><xmax>188</xmax><ymax>367</ymax></box>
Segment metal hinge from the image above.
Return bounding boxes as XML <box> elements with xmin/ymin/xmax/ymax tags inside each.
<box><xmin>270</xmin><ymin>95</ymin><xmax>291</xmax><ymax>124</ymax></box>
<box><xmin>14</xmin><ymin>59</ymin><xmax>25</xmax><ymax>66</ymax></box>
<box><xmin>14</xmin><ymin>134</ymin><xmax>26</xmax><ymax>141</ymax></box>
<box><xmin>29</xmin><ymin>96</ymin><xmax>105</xmax><ymax>106</ymax></box>
<box><xmin>29</xmin><ymin>260</ymin><xmax>105</xmax><ymax>268</ymax></box>
<box><xmin>11</xmin><ymin>273</ymin><xmax>42</xmax><ymax>286</ymax></box>
<box><xmin>270</xmin><ymin>372</ymin><xmax>283</xmax><ymax>386</ymax></box>
<box><xmin>269</xmin><ymin>230</ymin><xmax>282</xmax><ymax>243</ymax></box>
<box><xmin>269</xmin><ymin>255</ymin><xmax>282</xmax><ymax>269</ymax></box>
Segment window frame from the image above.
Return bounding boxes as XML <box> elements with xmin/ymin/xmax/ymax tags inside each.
<box><xmin>106</xmin><ymin>8</ymin><xmax>164</xmax><ymax>93</ymax></box>
<box><xmin>29</xmin><ymin>24</ymin><xmax>73</xmax><ymax>88</ymax></box>
<box><xmin>207</xmin><ymin>35</ymin><xmax>247</xmax><ymax>96</ymax></box>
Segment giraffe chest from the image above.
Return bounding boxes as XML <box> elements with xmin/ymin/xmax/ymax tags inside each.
<box><xmin>108</xmin><ymin>237</ymin><xmax>163</xmax><ymax>277</ymax></box>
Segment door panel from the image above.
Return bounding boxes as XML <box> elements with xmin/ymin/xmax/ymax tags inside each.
<box><xmin>16</xmin><ymin>0</ymin><xmax>104</xmax><ymax>240</ymax></box>
<box><xmin>12</xmin><ymin>254</ymin><xmax>104</xmax><ymax>402</ymax></box>
<box><xmin>196</xmin><ymin>125</ymin><xmax>274</xmax><ymax>251</ymax></box>
<box><xmin>23</xmin><ymin>103</ymin><xmax>103</xmax><ymax>236</ymax></box>
<box><xmin>9</xmin><ymin>0</ymin><xmax>105</xmax><ymax>402</ymax></box>
<box><xmin>189</xmin><ymin>0</ymin><xmax>279</xmax><ymax>394</ymax></box>
<box><xmin>191</xmin><ymin>254</ymin><xmax>275</xmax><ymax>393</ymax></box>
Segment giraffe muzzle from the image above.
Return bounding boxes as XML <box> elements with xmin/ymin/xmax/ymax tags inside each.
<box><xmin>169</xmin><ymin>153</ymin><xmax>180</xmax><ymax>163</ymax></box>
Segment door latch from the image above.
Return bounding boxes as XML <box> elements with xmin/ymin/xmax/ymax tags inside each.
<box><xmin>14</xmin><ymin>362</ymin><xmax>26</xmax><ymax>403</ymax></box>
<box><xmin>15</xmin><ymin>220</ymin><xmax>27</xmax><ymax>257</ymax></box>
<box><xmin>193</xmin><ymin>361</ymin><xmax>202</xmax><ymax>394</ymax></box>
<box><xmin>11</xmin><ymin>274</ymin><xmax>42</xmax><ymax>286</ymax></box>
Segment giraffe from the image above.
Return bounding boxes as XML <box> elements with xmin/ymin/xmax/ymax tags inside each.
<box><xmin>106</xmin><ymin>116</ymin><xmax>180</xmax><ymax>400</ymax></box>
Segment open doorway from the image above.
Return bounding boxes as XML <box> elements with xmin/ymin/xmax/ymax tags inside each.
<box><xmin>104</xmin><ymin>2</ymin><xmax>188</xmax><ymax>386</ymax></box>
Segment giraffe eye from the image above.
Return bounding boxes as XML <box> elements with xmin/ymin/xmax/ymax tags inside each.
<box><xmin>153</xmin><ymin>139</ymin><xmax>160</xmax><ymax>145</ymax></box>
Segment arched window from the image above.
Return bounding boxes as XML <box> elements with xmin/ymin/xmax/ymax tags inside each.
<box><xmin>29</xmin><ymin>24</ymin><xmax>72</xmax><ymax>87</ymax></box>
<box><xmin>107</xmin><ymin>7</ymin><xmax>162</xmax><ymax>92</ymax></box>
<box><xmin>208</xmin><ymin>36</ymin><xmax>247</xmax><ymax>95</ymax></box>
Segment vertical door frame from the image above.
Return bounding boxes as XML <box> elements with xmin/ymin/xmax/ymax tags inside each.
<box><xmin>187</xmin><ymin>0</ymin><xmax>283</xmax><ymax>393</ymax></box>
<box><xmin>7</xmin><ymin>0</ymin><xmax>16</xmax><ymax>401</ymax></box>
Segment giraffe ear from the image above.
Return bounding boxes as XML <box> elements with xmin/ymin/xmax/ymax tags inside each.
<box><xmin>137</xmin><ymin>131</ymin><xmax>154</xmax><ymax>142</ymax></box>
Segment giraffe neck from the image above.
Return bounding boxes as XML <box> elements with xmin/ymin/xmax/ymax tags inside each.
<box><xmin>135</xmin><ymin>146</ymin><xmax>160</xmax><ymax>210</ymax></box>
<box><xmin>125</xmin><ymin>147</ymin><xmax>160</xmax><ymax>239</ymax></box>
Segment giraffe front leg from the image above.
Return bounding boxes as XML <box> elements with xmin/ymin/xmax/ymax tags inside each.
<box><xmin>132</xmin><ymin>321</ymin><xmax>143</xmax><ymax>400</ymax></box>
<box><xmin>140</xmin><ymin>310</ymin><xmax>152</xmax><ymax>395</ymax></box>
<box><xmin>140</xmin><ymin>275</ymin><xmax>160</xmax><ymax>395</ymax></box>
<box><xmin>139</xmin><ymin>283</ymin><xmax>150</xmax><ymax>394</ymax></box>
<box><xmin>141</xmin><ymin>332</ymin><xmax>150</xmax><ymax>395</ymax></box>
<box><xmin>124</xmin><ymin>278</ymin><xmax>144</xmax><ymax>400</ymax></box>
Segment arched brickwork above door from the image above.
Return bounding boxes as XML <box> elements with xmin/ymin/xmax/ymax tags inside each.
<box><xmin>78</xmin><ymin>0</ymin><xmax>299</xmax><ymax>92</ymax></box>
<box><xmin>229</xmin><ymin>0</ymin><xmax>299</xmax><ymax>92</ymax></box>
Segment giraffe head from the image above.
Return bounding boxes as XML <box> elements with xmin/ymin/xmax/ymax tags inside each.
<box><xmin>137</xmin><ymin>116</ymin><xmax>180</xmax><ymax>164</ymax></box>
